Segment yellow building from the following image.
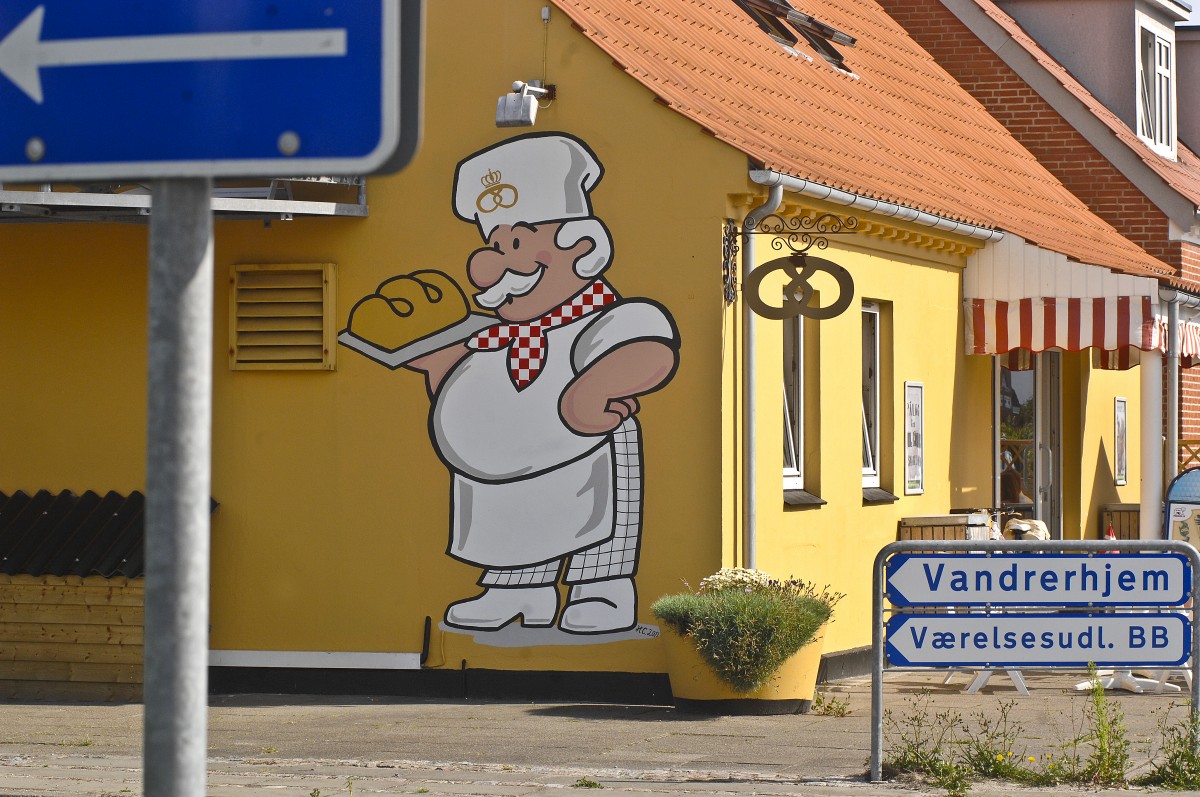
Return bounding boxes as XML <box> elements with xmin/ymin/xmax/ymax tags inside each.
<box><xmin>0</xmin><ymin>0</ymin><xmax>1175</xmax><ymax>698</ymax></box>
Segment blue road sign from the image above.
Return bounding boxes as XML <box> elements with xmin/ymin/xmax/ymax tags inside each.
<box><xmin>886</xmin><ymin>612</ymin><xmax>1191</xmax><ymax>668</ymax></box>
<box><xmin>0</xmin><ymin>1</ymin><xmax>420</xmax><ymax>181</ymax></box>
<box><xmin>885</xmin><ymin>552</ymin><xmax>1191</xmax><ymax>608</ymax></box>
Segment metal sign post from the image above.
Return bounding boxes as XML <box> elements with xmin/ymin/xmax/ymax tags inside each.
<box><xmin>144</xmin><ymin>178</ymin><xmax>214</xmax><ymax>797</ymax></box>
<box><xmin>0</xmin><ymin>4</ymin><xmax>422</xmax><ymax>795</ymax></box>
<box><xmin>870</xmin><ymin>539</ymin><xmax>1200</xmax><ymax>783</ymax></box>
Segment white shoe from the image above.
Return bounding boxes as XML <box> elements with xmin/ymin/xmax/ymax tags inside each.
<box><xmin>444</xmin><ymin>586</ymin><xmax>559</xmax><ymax>630</ymax></box>
<box><xmin>559</xmin><ymin>578</ymin><xmax>636</xmax><ymax>634</ymax></box>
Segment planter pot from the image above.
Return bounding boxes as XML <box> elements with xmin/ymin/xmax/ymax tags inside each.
<box><xmin>661</xmin><ymin>628</ymin><xmax>825</xmax><ymax>715</ymax></box>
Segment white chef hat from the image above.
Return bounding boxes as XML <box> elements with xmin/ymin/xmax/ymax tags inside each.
<box><xmin>453</xmin><ymin>132</ymin><xmax>604</xmax><ymax>239</ymax></box>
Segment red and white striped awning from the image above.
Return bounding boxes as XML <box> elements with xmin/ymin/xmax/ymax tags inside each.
<box><xmin>965</xmin><ymin>296</ymin><xmax>1200</xmax><ymax>368</ymax></box>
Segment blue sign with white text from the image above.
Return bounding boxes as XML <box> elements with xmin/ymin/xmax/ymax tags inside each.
<box><xmin>885</xmin><ymin>552</ymin><xmax>1191</xmax><ymax>607</ymax></box>
<box><xmin>0</xmin><ymin>1</ymin><xmax>419</xmax><ymax>180</ymax></box>
<box><xmin>886</xmin><ymin>612</ymin><xmax>1191</xmax><ymax>668</ymax></box>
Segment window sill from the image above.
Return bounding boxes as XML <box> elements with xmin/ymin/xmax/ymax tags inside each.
<box><xmin>862</xmin><ymin>487</ymin><xmax>899</xmax><ymax>505</ymax></box>
<box><xmin>784</xmin><ymin>489</ymin><xmax>826</xmax><ymax>507</ymax></box>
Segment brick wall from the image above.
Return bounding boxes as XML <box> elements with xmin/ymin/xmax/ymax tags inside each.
<box><xmin>1182</xmin><ymin>243</ymin><xmax>1200</xmax><ymax>297</ymax></box>
<box><xmin>878</xmin><ymin>0</ymin><xmax>1179</xmax><ymax>270</ymax></box>
<box><xmin>1181</xmin><ymin>369</ymin><xmax>1200</xmax><ymax>440</ymax></box>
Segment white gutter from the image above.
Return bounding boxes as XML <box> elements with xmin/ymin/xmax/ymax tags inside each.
<box><xmin>741</xmin><ymin>181</ymin><xmax>784</xmax><ymax>570</ymax></box>
<box><xmin>749</xmin><ymin>170</ymin><xmax>1005</xmax><ymax>243</ymax></box>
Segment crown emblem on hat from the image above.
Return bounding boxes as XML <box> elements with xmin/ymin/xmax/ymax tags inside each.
<box><xmin>481</xmin><ymin>168</ymin><xmax>503</xmax><ymax>188</ymax></box>
<box><xmin>476</xmin><ymin>165</ymin><xmax>518</xmax><ymax>215</ymax></box>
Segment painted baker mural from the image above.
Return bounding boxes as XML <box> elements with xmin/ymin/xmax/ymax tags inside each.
<box><xmin>340</xmin><ymin>133</ymin><xmax>680</xmax><ymax>638</ymax></box>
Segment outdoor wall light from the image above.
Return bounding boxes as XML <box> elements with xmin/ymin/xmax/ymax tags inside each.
<box><xmin>496</xmin><ymin>80</ymin><xmax>554</xmax><ymax>127</ymax></box>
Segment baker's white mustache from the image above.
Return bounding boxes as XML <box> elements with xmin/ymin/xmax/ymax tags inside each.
<box><xmin>474</xmin><ymin>266</ymin><xmax>545</xmax><ymax>309</ymax></box>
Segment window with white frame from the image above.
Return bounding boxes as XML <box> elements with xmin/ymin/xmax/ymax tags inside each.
<box><xmin>1137</xmin><ymin>12</ymin><xmax>1176</xmax><ymax>157</ymax></box>
<box><xmin>861</xmin><ymin>302</ymin><xmax>880</xmax><ymax>488</ymax></box>
<box><xmin>783</xmin><ymin>313</ymin><xmax>805</xmax><ymax>489</ymax></box>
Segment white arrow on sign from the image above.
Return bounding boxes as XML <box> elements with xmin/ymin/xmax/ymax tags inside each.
<box><xmin>0</xmin><ymin>6</ymin><xmax>347</xmax><ymax>104</ymax></box>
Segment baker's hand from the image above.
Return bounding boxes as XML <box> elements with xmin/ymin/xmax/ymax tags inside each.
<box><xmin>560</xmin><ymin>380</ymin><xmax>640</xmax><ymax>435</ymax></box>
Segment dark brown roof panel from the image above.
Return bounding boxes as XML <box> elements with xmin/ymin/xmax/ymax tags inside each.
<box><xmin>0</xmin><ymin>490</ymin><xmax>147</xmax><ymax>578</ymax></box>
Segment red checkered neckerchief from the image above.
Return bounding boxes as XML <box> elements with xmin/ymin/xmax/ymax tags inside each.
<box><xmin>468</xmin><ymin>280</ymin><xmax>618</xmax><ymax>390</ymax></box>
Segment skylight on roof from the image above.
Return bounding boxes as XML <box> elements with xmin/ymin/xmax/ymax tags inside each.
<box><xmin>733</xmin><ymin>0</ymin><xmax>856</xmax><ymax>70</ymax></box>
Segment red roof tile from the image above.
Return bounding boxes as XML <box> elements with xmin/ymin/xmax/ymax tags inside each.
<box><xmin>550</xmin><ymin>0</ymin><xmax>1169</xmax><ymax>277</ymax></box>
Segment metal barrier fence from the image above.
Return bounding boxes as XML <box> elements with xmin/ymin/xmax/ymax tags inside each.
<box><xmin>869</xmin><ymin>538</ymin><xmax>1200</xmax><ymax>782</ymax></box>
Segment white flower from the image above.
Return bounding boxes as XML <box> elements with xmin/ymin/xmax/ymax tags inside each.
<box><xmin>697</xmin><ymin>568</ymin><xmax>776</xmax><ymax>594</ymax></box>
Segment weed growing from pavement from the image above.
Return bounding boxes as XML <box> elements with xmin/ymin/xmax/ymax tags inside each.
<box><xmin>882</xmin><ymin>669</ymin><xmax>1141</xmax><ymax>796</ymax></box>
<box><xmin>811</xmin><ymin>689</ymin><xmax>851</xmax><ymax>716</ymax></box>
<box><xmin>1135</xmin><ymin>701</ymin><xmax>1200</xmax><ymax>789</ymax></box>
<box><xmin>1080</xmin><ymin>667</ymin><xmax>1130</xmax><ymax>785</ymax></box>
<box><xmin>571</xmin><ymin>776</ymin><xmax>603</xmax><ymax>788</ymax></box>
<box><xmin>881</xmin><ymin>691</ymin><xmax>970</xmax><ymax>797</ymax></box>
<box><xmin>956</xmin><ymin>700</ymin><xmax>1026</xmax><ymax>781</ymax></box>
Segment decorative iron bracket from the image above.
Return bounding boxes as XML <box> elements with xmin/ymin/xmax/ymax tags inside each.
<box><xmin>746</xmin><ymin>211</ymin><xmax>859</xmax><ymax>254</ymax></box>
<box><xmin>722</xmin><ymin>218</ymin><xmax>739</xmax><ymax>305</ymax></box>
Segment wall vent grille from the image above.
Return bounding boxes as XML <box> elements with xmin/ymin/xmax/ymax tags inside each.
<box><xmin>230</xmin><ymin>263</ymin><xmax>336</xmax><ymax>370</ymax></box>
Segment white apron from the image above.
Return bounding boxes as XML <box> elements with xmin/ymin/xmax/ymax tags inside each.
<box><xmin>431</xmin><ymin>300</ymin><xmax>675</xmax><ymax>568</ymax></box>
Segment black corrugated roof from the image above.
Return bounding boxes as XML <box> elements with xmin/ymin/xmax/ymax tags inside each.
<box><xmin>0</xmin><ymin>489</ymin><xmax>220</xmax><ymax>579</ymax></box>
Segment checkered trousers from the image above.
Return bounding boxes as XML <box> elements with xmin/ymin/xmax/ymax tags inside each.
<box><xmin>480</xmin><ymin>417</ymin><xmax>644</xmax><ymax>587</ymax></box>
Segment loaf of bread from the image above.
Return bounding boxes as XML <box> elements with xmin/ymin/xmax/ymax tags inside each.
<box><xmin>346</xmin><ymin>270</ymin><xmax>470</xmax><ymax>352</ymax></box>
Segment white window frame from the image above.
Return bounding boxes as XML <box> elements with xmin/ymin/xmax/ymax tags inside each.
<box><xmin>862</xmin><ymin>302</ymin><xmax>881</xmax><ymax>488</ymax></box>
<box><xmin>1136</xmin><ymin>11</ymin><xmax>1176</xmax><ymax>159</ymax></box>
<box><xmin>783</xmin><ymin>313</ymin><xmax>805</xmax><ymax>490</ymax></box>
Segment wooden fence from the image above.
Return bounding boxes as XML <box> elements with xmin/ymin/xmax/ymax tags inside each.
<box><xmin>1182</xmin><ymin>440</ymin><xmax>1200</xmax><ymax>471</ymax></box>
<box><xmin>0</xmin><ymin>574</ymin><xmax>143</xmax><ymax>701</ymax></box>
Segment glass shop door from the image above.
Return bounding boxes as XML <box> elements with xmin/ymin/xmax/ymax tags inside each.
<box><xmin>996</xmin><ymin>353</ymin><xmax>1061</xmax><ymax>537</ymax></box>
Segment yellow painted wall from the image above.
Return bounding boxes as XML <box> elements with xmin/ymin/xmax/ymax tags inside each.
<box><xmin>0</xmin><ymin>224</ymin><xmax>149</xmax><ymax>493</ymax></box>
<box><xmin>730</xmin><ymin>212</ymin><xmax>1151</xmax><ymax>653</ymax></box>
<box><xmin>0</xmin><ymin>0</ymin><xmax>745</xmax><ymax>673</ymax></box>
<box><xmin>0</xmin><ymin>0</ymin><xmax>1159</xmax><ymax>676</ymax></box>
<box><xmin>732</xmin><ymin>204</ymin><xmax>977</xmax><ymax>653</ymax></box>
<box><xmin>1075</xmin><ymin>356</ymin><xmax>1143</xmax><ymax>539</ymax></box>
<box><xmin>209</xmin><ymin>0</ymin><xmax>747</xmax><ymax>670</ymax></box>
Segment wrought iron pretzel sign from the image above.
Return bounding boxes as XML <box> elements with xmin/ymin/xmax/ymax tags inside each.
<box><xmin>743</xmin><ymin>212</ymin><xmax>857</xmax><ymax>320</ymax></box>
<box><xmin>744</xmin><ymin>252</ymin><xmax>855</xmax><ymax>320</ymax></box>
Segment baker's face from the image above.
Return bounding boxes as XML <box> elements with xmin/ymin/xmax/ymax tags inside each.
<box><xmin>467</xmin><ymin>222</ymin><xmax>592</xmax><ymax>322</ymax></box>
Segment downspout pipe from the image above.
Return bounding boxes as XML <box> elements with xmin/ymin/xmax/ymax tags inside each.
<box><xmin>1167</xmin><ymin>299</ymin><xmax>1180</xmax><ymax>484</ymax></box>
<box><xmin>741</xmin><ymin>180</ymin><xmax>783</xmax><ymax>570</ymax></box>
<box><xmin>749</xmin><ymin>170</ymin><xmax>1005</xmax><ymax>243</ymax></box>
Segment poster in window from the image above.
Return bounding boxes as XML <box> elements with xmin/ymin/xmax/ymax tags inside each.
<box><xmin>904</xmin><ymin>382</ymin><xmax>924</xmax><ymax>495</ymax></box>
<box><xmin>1114</xmin><ymin>397</ymin><xmax>1128</xmax><ymax>486</ymax></box>
<box><xmin>1168</xmin><ymin>502</ymin><xmax>1200</xmax><ymax>543</ymax></box>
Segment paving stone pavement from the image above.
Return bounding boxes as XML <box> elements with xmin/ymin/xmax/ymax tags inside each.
<box><xmin>2</xmin><ymin>670</ymin><xmax>1200</xmax><ymax>796</ymax></box>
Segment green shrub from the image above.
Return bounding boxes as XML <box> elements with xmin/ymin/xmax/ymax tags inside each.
<box><xmin>651</xmin><ymin>568</ymin><xmax>840</xmax><ymax>693</ymax></box>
